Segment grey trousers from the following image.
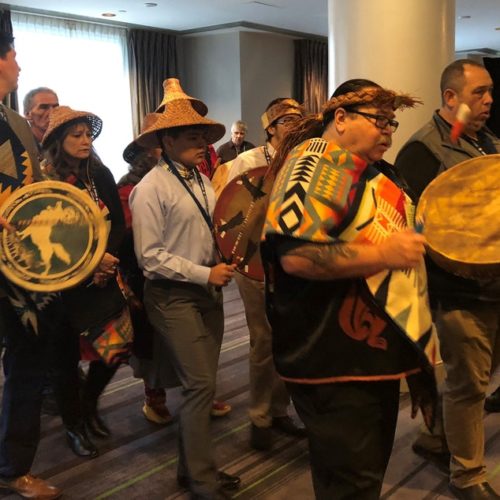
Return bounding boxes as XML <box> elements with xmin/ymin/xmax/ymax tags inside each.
<box><xmin>437</xmin><ymin>301</ymin><xmax>500</xmax><ymax>488</ymax></box>
<box><xmin>144</xmin><ymin>279</ymin><xmax>224</xmax><ymax>498</ymax></box>
<box><xmin>235</xmin><ymin>273</ymin><xmax>290</xmax><ymax>428</ymax></box>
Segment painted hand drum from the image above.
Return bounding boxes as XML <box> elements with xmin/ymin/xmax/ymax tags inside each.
<box><xmin>214</xmin><ymin>166</ymin><xmax>274</xmax><ymax>281</ymax></box>
<box><xmin>0</xmin><ymin>180</ymin><xmax>108</xmax><ymax>292</ymax></box>
<box><xmin>416</xmin><ymin>154</ymin><xmax>500</xmax><ymax>278</ymax></box>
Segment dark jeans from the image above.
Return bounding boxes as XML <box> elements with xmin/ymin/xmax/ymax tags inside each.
<box><xmin>287</xmin><ymin>379</ymin><xmax>400</xmax><ymax>500</ymax></box>
<box><xmin>0</xmin><ymin>298</ymin><xmax>48</xmax><ymax>478</ymax></box>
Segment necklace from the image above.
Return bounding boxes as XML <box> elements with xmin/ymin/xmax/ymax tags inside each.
<box><xmin>263</xmin><ymin>145</ymin><xmax>272</xmax><ymax>166</ymax></box>
<box><xmin>84</xmin><ymin>161</ymin><xmax>100</xmax><ymax>203</ymax></box>
<box><xmin>162</xmin><ymin>159</ymin><xmax>210</xmax><ymax>215</ymax></box>
<box><xmin>176</xmin><ymin>164</ymin><xmax>196</xmax><ymax>183</ymax></box>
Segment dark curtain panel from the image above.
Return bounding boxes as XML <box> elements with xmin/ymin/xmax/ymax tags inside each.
<box><xmin>128</xmin><ymin>28</ymin><xmax>178</xmax><ymax>136</ymax></box>
<box><xmin>0</xmin><ymin>8</ymin><xmax>18</xmax><ymax>111</ymax></box>
<box><xmin>484</xmin><ymin>57</ymin><xmax>500</xmax><ymax>137</ymax></box>
<box><xmin>293</xmin><ymin>39</ymin><xmax>328</xmax><ymax>114</ymax></box>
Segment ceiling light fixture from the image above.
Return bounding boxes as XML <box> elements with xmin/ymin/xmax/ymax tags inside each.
<box><xmin>458</xmin><ymin>15</ymin><xmax>471</xmax><ymax>19</ymax></box>
<box><xmin>144</xmin><ymin>2</ymin><xmax>158</xmax><ymax>6</ymax></box>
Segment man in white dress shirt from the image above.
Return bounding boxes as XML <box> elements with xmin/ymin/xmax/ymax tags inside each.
<box><xmin>129</xmin><ymin>81</ymin><xmax>239</xmax><ymax>500</ymax></box>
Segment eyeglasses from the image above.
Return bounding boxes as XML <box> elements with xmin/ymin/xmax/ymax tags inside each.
<box><xmin>275</xmin><ymin>116</ymin><xmax>301</xmax><ymax>126</ymax></box>
<box><xmin>348</xmin><ymin>110</ymin><xmax>399</xmax><ymax>132</ymax></box>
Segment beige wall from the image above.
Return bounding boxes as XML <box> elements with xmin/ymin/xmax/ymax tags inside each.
<box><xmin>239</xmin><ymin>31</ymin><xmax>295</xmax><ymax>146</ymax></box>
<box><xmin>181</xmin><ymin>30</ymin><xmax>242</xmax><ymax>147</ymax></box>
<box><xmin>180</xmin><ymin>28</ymin><xmax>296</xmax><ymax>149</ymax></box>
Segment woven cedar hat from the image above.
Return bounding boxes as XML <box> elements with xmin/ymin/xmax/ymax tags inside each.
<box><xmin>261</xmin><ymin>98</ymin><xmax>303</xmax><ymax>130</ymax></box>
<box><xmin>136</xmin><ymin>100</ymin><xmax>225</xmax><ymax>148</ymax></box>
<box><xmin>323</xmin><ymin>87</ymin><xmax>422</xmax><ymax>114</ymax></box>
<box><xmin>155</xmin><ymin>78</ymin><xmax>208</xmax><ymax>116</ymax></box>
<box><xmin>123</xmin><ymin>113</ymin><xmax>162</xmax><ymax>164</ymax></box>
<box><xmin>42</xmin><ymin>106</ymin><xmax>102</xmax><ymax>147</ymax></box>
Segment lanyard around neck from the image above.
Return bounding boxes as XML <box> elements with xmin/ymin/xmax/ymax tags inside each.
<box><xmin>162</xmin><ymin>154</ymin><xmax>212</xmax><ymax>226</ymax></box>
<box><xmin>161</xmin><ymin>154</ymin><xmax>228</xmax><ymax>264</ymax></box>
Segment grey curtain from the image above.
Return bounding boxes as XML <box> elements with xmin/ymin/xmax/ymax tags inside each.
<box><xmin>0</xmin><ymin>8</ymin><xmax>18</xmax><ymax>111</ymax></box>
<box><xmin>127</xmin><ymin>28</ymin><xmax>178</xmax><ymax>136</ymax></box>
<box><xmin>293</xmin><ymin>39</ymin><xmax>328</xmax><ymax>114</ymax></box>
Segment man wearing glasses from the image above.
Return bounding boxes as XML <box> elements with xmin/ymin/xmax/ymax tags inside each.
<box><xmin>224</xmin><ymin>98</ymin><xmax>307</xmax><ymax>451</ymax></box>
<box><xmin>226</xmin><ymin>98</ymin><xmax>303</xmax><ymax>183</ymax></box>
<box><xmin>260</xmin><ymin>79</ymin><xmax>436</xmax><ymax>499</ymax></box>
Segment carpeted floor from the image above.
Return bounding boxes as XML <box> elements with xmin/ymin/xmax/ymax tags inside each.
<box><xmin>1</xmin><ymin>282</ymin><xmax>500</xmax><ymax>499</ymax></box>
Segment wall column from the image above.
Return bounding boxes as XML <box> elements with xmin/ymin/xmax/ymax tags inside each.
<box><xmin>328</xmin><ymin>0</ymin><xmax>455</xmax><ymax>160</ymax></box>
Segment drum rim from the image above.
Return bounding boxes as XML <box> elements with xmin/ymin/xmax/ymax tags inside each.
<box><xmin>213</xmin><ymin>165</ymin><xmax>271</xmax><ymax>281</ymax></box>
<box><xmin>0</xmin><ymin>180</ymin><xmax>108</xmax><ymax>292</ymax></box>
<box><xmin>416</xmin><ymin>154</ymin><xmax>500</xmax><ymax>278</ymax></box>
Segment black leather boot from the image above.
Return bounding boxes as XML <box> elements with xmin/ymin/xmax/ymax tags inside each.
<box><xmin>84</xmin><ymin>412</ymin><xmax>111</xmax><ymax>438</ymax></box>
<box><xmin>66</xmin><ymin>425</ymin><xmax>98</xmax><ymax>458</ymax></box>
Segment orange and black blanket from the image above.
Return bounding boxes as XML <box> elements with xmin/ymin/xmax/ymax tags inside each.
<box><xmin>262</xmin><ymin>137</ymin><xmax>437</xmax><ymax>385</ymax></box>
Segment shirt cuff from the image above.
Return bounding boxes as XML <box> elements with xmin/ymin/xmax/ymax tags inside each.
<box><xmin>190</xmin><ymin>264</ymin><xmax>212</xmax><ymax>286</ymax></box>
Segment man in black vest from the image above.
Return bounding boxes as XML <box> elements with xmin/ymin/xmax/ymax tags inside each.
<box><xmin>395</xmin><ymin>59</ymin><xmax>500</xmax><ymax>500</ymax></box>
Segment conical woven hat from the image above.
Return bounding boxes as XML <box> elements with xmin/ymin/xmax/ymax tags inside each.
<box><xmin>123</xmin><ymin>113</ymin><xmax>162</xmax><ymax>164</ymax></box>
<box><xmin>42</xmin><ymin>106</ymin><xmax>102</xmax><ymax>147</ymax></box>
<box><xmin>136</xmin><ymin>99</ymin><xmax>225</xmax><ymax>149</ymax></box>
<box><xmin>155</xmin><ymin>78</ymin><xmax>208</xmax><ymax>116</ymax></box>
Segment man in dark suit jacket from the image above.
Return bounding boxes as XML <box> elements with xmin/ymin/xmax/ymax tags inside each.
<box><xmin>0</xmin><ymin>31</ymin><xmax>62</xmax><ymax>500</ymax></box>
<box><xmin>216</xmin><ymin>120</ymin><xmax>255</xmax><ymax>163</ymax></box>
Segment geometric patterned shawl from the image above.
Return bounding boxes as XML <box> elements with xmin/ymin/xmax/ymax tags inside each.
<box><xmin>263</xmin><ymin>137</ymin><xmax>437</xmax><ymax>372</ymax></box>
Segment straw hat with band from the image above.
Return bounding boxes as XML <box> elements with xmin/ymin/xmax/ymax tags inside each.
<box><xmin>42</xmin><ymin>105</ymin><xmax>102</xmax><ymax>147</ymax></box>
<box><xmin>123</xmin><ymin>112</ymin><xmax>162</xmax><ymax>164</ymax></box>
<box><xmin>135</xmin><ymin>99</ymin><xmax>225</xmax><ymax>149</ymax></box>
<box><xmin>323</xmin><ymin>87</ymin><xmax>421</xmax><ymax>115</ymax></box>
<box><xmin>155</xmin><ymin>78</ymin><xmax>208</xmax><ymax>116</ymax></box>
<box><xmin>261</xmin><ymin>98</ymin><xmax>303</xmax><ymax>130</ymax></box>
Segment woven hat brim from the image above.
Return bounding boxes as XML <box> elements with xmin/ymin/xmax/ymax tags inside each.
<box><xmin>123</xmin><ymin>141</ymin><xmax>146</xmax><ymax>164</ymax></box>
<box><xmin>261</xmin><ymin>109</ymin><xmax>303</xmax><ymax>130</ymax></box>
<box><xmin>136</xmin><ymin>102</ymin><xmax>225</xmax><ymax>148</ymax></box>
<box><xmin>42</xmin><ymin>109</ymin><xmax>102</xmax><ymax>147</ymax></box>
<box><xmin>123</xmin><ymin>112</ymin><xmax>162</xmax><ymax>164</ymax></box>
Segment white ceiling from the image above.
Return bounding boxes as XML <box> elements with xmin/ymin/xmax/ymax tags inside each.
<box><xmin>4</xmin><ymin>0</ymin><xmax>500</xmax><ymax>52</ymax></box>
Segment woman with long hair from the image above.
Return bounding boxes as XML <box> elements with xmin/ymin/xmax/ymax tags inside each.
<box><xmin>41</xmin><ymin>106</ymin><xmax>126</xmax><ymax>458</ymax></box>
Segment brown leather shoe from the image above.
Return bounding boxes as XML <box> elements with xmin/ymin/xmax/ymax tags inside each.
<box><xmin>0</xmin><ymin>474</ymin><xmax>62</xmax><ymax>499</ymax></box>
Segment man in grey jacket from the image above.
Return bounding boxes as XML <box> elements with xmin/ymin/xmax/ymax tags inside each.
<box><xmin>395</xmin><ymin>59</ymin><xmax>500</xmax><ymax>500</ymax></box>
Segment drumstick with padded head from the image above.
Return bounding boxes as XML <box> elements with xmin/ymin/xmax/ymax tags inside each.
<box><xmin>450</xmin><ymin>103</ymin><xmax>471</xmax><ymax>144</ymax></box>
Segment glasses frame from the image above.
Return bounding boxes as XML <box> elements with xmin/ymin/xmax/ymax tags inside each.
<box><xmin>347</xmin><ymin>109</ymin><xmax>399</xmax><ymax>133</ymax></box>
<box><xmin>275</xmin><ymin>116</ymin><xmax>301</xmax><ymax>126</ymax></box>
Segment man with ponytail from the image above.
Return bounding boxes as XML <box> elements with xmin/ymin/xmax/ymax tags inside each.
<box><xmin>223</xmin><ymin>98</ymin><xmax>306</xmax><ymax>451</ymax></box>
<box><xmin>261</xmin><ymin>79</ymin><xmax>438</xmax><ymax>499</ymax></box>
